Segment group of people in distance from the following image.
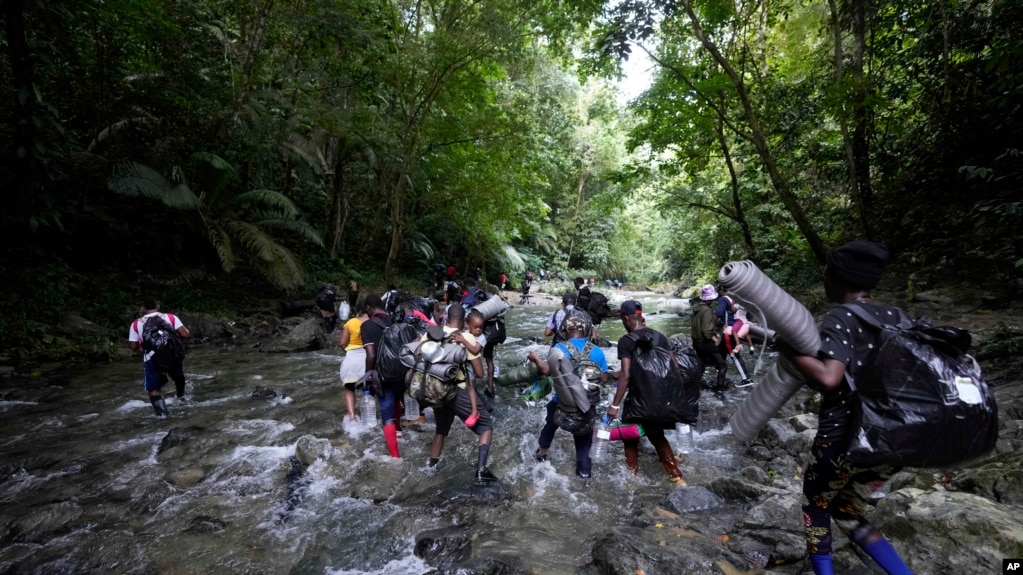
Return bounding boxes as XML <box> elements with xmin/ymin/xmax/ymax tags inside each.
<box><xmin>127</xmin><ymin>240</ymin><xmax>912</xmax><ymax>575</ymax></box>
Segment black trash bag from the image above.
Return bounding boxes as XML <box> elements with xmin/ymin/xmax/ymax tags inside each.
<box><xmin>621</xmin><ymin>333</ymin><xmax>699</xmax><ymax>425</ymax></box>
<box><xmin>554</xmin><ymin>406</ymin><xmax>596</xmax><ymax>436</ymax></box>
<box><xmin>842</xmin><ymin>304</ymin><xmax>998</xmax><ymax>468</ymax></box>
<box><xmin>670</xmin><ymin>337</ymin><xmax>704</xmax><ymax>422</ymax></box>
<box><xmin>483</xmin><ymin>317</ymin><xmax>507</xmax><ymax>345</ymax></box>
<box><xmin>377</xmin><ymin>319</ymin><xmax>431</xmax><ymax>383</ymax></box>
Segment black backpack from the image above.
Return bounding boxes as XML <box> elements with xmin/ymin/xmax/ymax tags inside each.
<box><xmin>315</xmin><ymin>287</ymin><xmax>336</xmax><ymax>310</ymax></box>
<box><xmin>586</xmin><ymin>291</ymin><xmax>611</xmax><ymax>325</ymax></box>
<box><xmin>141</xmin><ymin>315</ymin><xmax>186</xmax><ymax>370</ymax></box>
<box><xmin>840</xmin><ymin>302</ymin><xmax>998</xmax><ymax>468</ymax></box>
<box><xmin>376</xmin><ymin>318</ymin><xmax>430</xmax><ymax>384</ymax></box>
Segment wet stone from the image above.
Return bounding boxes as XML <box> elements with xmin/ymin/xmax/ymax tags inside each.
<box><xmin>666</xmin><ymin>486</ymin><xmax>725</xmax><ymax>513</ymax></box>
<box><xmin>185</xmin><ymin>514</ymin><xmax>228</xmax><ymax>534</ymax></box>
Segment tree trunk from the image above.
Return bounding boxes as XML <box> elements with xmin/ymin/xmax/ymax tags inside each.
<box><xmin>715</xmin><ymin>118</ymin><xmax>756</xmax><ymax>260</ymax></box>
<box><xmin>678</xmin><ymin>0</ymin><xmax>828</xmax><ymax>265</ymax></box>
<box><xmin>849</xmin><ymin>0</ymin><xmax>874</xmax><ymax>238</ymax></box>
<box><xmin>827</xmin><ymin>0</ymin><xmax>869</xmax><ymax>238</ymax></box>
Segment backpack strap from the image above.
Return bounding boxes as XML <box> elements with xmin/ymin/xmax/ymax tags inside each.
<box><xmin>839</xmin><ymin>301</ymin><xmax>913</xmax><ymax>330</ymax></box>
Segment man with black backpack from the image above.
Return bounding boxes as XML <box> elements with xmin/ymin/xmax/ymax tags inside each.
<box><xmin>782</xmin><ymin>240</ymin><xmax>913</xmax><ymax>575</ymax></box>
<box><xmin>128</xmin><ymin>297</ymin><xmax>190</xmax><ymax>417</ymax></box>
<box><xmin>362</xmin><ymin>293</ymin><xmax>435</xmax><ymax>458</ymax></box>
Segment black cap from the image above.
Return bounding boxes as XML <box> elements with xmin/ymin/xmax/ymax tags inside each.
<box><xmin>364</xmin><ymin>293</ymin><xmax>383</xmax><ymax>309</ymax></box>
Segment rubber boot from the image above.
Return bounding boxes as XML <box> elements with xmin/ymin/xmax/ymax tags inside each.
<box><xmin>624</xmin><ymin>441</ymin><xmax>640</xmax><ymax>474</ymax></box>
<box><xmin>383</xmin><ymin>423</ymin><xmax>400</xmax><ymax>458</ymax></box>
<box><xmin>150</xmin><ymin>395</ymin><xmax>169</xmax><ymax>417</ymax></box>
<box><xmin>654</xmin><ymin>437</ymin><xmax>686</xmax><ymax>485</ymax></box>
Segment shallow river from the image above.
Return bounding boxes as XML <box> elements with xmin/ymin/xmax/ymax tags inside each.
<box><xmin>0</xmin><ymin>292</ymin><xmax>771</xmax><ymax>574</ymax></box>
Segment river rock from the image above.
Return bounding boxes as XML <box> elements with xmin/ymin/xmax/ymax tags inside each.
<box><xmin>56</xmin><ymin>314</ymin><xmax>110</xmax><ymax>337</ymax></box>
<box><xmin>872</xmin><ymin>487</ymin><xmax>1023</xmax><ymax>574</ymax></box>
<box><xmin>591</xmin><ymin>524</ymin><xmax>753</xmax><ymax>575</ymax></box>
<box><xmin>177</xmin><ymin>312</ymin><xmax>232</xmax><ymax>340</ymax></box>
<box><xmin>264</xmin><ymin>316</ymin><xmax>326</xmax><ymax>352</ymax></box>
<box><xmin>157</xmin><ymin>426</ymin><xmax>204</xmax><ymax>454</ymax></box>
<box><xmin>787</xmin><ymin>412</ymin><xmax>818</xmax><ymax>432</ymax></box>
<box><xmin>948</xmin><ymin>451</ymin><xmax>1023</xmax><ymax>505</ymax></box>
<box><xmin>12</xmin><ymin>501</ymin><xmax>82</xmax><ymax>543</ymax></box>
<box><xmin>758</xmin><ymin>419</ymin><xmax>797</xmax><ymax>450</ymax></box>
<box><xmin>413</xmin><ymin>526</ymin><xmax>471</xmax><ymax>570</ymax></box>
<box><xmin>185</xmin><ymin>514</ymin><xmax>228</xmax><ymax>534</ymax></box>
<box><xmin>667</xmin><ymin>486</ymin><xmax>725</xmax><ymax>513</ymax></box>
<box><xmin>165</xmin><ymin>467</ymin><xmax>206</xmax><ymax>487</ymax></box>
<box><xmin>295</xmin><ymin>435</ymin><xmax>331</xmax><ymax>466</ymax></box>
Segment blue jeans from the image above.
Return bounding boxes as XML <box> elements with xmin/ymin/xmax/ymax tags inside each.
<box><xmin>377</xmin><ymin>380</ymin><xmax>403</xmax><ymax>426</ymax></box>
<box><xmin>538</xmin><ymin>400</ymin><xmax>593</xmax><ymax>478</ymax></box>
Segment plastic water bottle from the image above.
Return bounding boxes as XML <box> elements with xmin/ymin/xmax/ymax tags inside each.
<box><xmin>493</xmin><ymin>358</ymin><xmax>500</xmax><ymax>378</ymax></box>
<box><xmin>403</xmin><ymin>391</ymin><xmax>420</xmax><ymax>420</ymax></box>
<box><xmin>676</xmin><ymin>423</ymin><xmax>695</xmax><ymax>454</ymax></box>
<box><xmin>591</xmin><ymin>417</ymin><xmax>611</xmax><ymax>463</ymax></box>
<box><xmin>608</xmin><ymin>382</ymin><xmax>618</xmax><ymax>407</ymax></box>
<box><xmin>361</xmin><ymin>390</ymin><xmax>379</xmax><ymax>427</ymax></box>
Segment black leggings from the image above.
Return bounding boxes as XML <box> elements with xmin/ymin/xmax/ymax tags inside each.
<box><xmin>693</xmin><ymin>340</ymin><xmax>727</xmax><ymax>389</ymax></box>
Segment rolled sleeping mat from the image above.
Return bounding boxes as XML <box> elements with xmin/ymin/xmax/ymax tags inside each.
<box><xmin>496</xmin><ymin>362</ymin><xmax>541</xmax><ymax>387</ymax></box>
<box><xmin>717</xmin><ymin>261</ymin><xmax>821</xmax><ymax>441</ymax></box>
<box><xmin>746</xmin><ymin>322</ymin><xmax>776</xmax><ymax>344</ymax></box>
<box><xmin>409</xmin><ymin>362</ymin><xmax>460</xmax><ymax>381</ymax></box>
<box><xmin>472</xmin><ymin>297</ymin><xmax>510</xmax><ymax>321</ymax></box>
<box><xmin>609</xmin><ymin>423</ymin><xmax>645</xmax><ymax>441</ymax></box>
<box><xmin>547</xmin><ymin>345</ymin><xmax>592</xmax><ymax>412</ymax></box>
<box><xmin>398</xmin><ymin>340</ymin><xmax>468</xmax><ymax>369</ymax></box>
<box><xmin>718</xmin><ymin>260</ymin><xmax>818</xmax><ymax>355</ymax></box>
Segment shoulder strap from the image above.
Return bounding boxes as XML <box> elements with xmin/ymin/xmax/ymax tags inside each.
<box><xmin>840</xmin><ymin>301</ymin><xmax>912</xmax><ymax>330</ymax></box>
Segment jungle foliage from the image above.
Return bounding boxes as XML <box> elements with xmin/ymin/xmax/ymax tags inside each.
<box><xmin>1</xmin><ymin>0</ymin><xmax>1020</xmax><ymax>357</ymax></box>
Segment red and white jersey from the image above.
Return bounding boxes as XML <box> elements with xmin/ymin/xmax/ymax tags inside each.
<box><xmin>128</xmin><ymin>312</ymin><xmax>185</xmax><ymax>348</ymax></box>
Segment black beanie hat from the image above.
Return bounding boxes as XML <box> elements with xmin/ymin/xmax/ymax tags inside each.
<box><xmin>826</xmin><ymin>240</ymin><xmax>889</xmax><ymax>289</ymax></box>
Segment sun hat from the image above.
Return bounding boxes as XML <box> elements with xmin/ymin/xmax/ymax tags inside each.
<box><xmin>700</xmin><ymin>284</ymin><xmax>719</xmax><ymax>301</ymax></box>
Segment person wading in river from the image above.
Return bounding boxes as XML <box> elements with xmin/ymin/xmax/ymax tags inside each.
<box><xmin>426</xmin><ymin>305</ymin><xmax>496</xmax><ymax>483</ymax></box>
<box><xmin>128</xmin><ymin>297</ymin><xmax>191</xmax><ymax>417</ymax></box>
<box><xmin>606</xmin><ymin>300</ymin><xmax>686</xmax><ymax>485</ymax></box>
<box><xmin>692</xmin><ymin>284</ymin><xmax>728</xmax><ymax>399</ymax></box>
<box><xmin>782</xmin><ymin>240</ymin><xmax>913</xmax><ymax>575</ymax></box>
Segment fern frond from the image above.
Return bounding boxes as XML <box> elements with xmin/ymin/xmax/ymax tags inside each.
<box><xmin>207</xmin><ymin>223</ymin><xmax>236</xmax><ymax>272</ymax></box>
<box><xmin>109</xmin><ymin>162</ymin><xmax>199</xmax><ymax>209</ymax></box>
<box><xmin>500</xmin><ymin>244</ymin><xmax>526</xmax><ymax>270</ymax></box>
<box><xmin>233</xmin><ymin>189</ymin><xmax>301</xmax><ymax>218</ymax></box>
<box><xmin>248</xmin><ymin>217</ymin><xmax>324</xmax><ymax>246</ymax></box>
<box><xmin>224</xmin><ymin>220</ymin><xmax>306</xmax><ymax>289</ymax></box>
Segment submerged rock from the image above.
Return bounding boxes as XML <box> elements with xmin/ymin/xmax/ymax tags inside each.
<box><xmin>294</xmin><ymin>435</ymin><xmax>331</xmax><ymax>466</ymax></box>
<box><xmin>157</xmin><ymin>426</ymin><xmax>205</xmax><ymax>454</ymax></box>
<box><xmin>185</xmin><ymin>514</ymin><xmax>227</xmax><ymax>534</ymax></box>
<box><xmin>667</xmin><ymin>486</ymin><xmax>725</xmax><ymax>513</ymax></box>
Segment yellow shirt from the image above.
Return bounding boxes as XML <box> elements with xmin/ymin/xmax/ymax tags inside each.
<box><xmin>342</xmin><ymin>317</ymin><xmax>364</xmax><ymax>350</ymax></box>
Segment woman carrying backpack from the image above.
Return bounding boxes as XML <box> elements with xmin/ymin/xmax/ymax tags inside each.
<box><xmin>782</xmin><ymin>240</ymin><xmax>913</xmax><ymax>575</ymax></box>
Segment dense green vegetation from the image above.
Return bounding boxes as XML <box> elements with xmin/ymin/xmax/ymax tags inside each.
<box><xmin>1</xmin><ymin>0</ymin><xmax>1020</xmax><ymax>362</ymax></box>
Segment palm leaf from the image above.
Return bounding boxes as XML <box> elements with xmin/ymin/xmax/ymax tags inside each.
<box><xmin>108</xmin><ymin>161</ymin><xmax>199</xmax><ymax>210</ymax></box>
<box><xmin>206</xmin><ymin>223</ymin><xmax>237</xmax><ymax>273</ymax></box>
<box><xmin>224</xmin><ymin>220</ymin><xmax>306</xmax><ymax>289</ymax></box>
<box><xmin>247</xmin><ymin>217</ymin><xmax>324</xmax><ymax>246</ymax></box>
<box><xmin>233</xmin><ymin>189</ymin><xmax>301</xmax><ymax>218</ymax></box>
<box><xmin>499</xmin><ymin>244</ymin><xmax>526</xmax><ymax>271</ymax></box>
